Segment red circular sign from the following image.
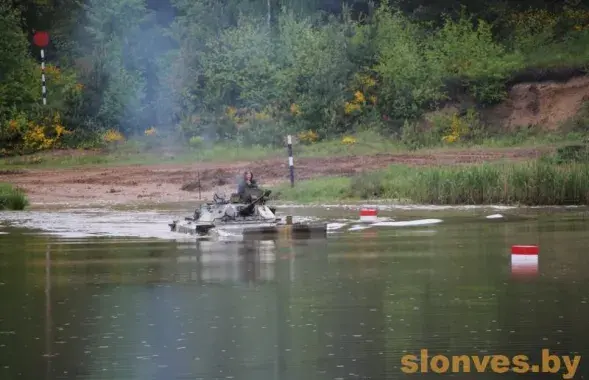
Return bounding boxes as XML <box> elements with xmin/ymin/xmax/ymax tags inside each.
<box><xmin>33</xmin><ymin>31</ymin><xmax>49</xmax><ymax>47</ymax></box>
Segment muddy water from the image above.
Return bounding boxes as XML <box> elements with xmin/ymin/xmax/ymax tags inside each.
<box><xmin>1</xmin><ymin>206</ymin><xmax>589</xmax><ymax>380</ymax></box>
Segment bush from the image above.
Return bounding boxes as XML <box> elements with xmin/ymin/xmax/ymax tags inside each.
<box><xmin>0</xmin><ymin>183</ymin><xmax>29</xmax><ymax>210</ymax></box>
<box><xmin>349</xmin><ymin>172</ymin><xmax>386</xmax><ymax>198</ymax></box>
<box><xmin>554</xmin><ymin>144</ymin><xmax>589</xmax><ymax>163</ymax></box>
<box><xmin>400</xmin><ymin>108</ymin><xmax>488</xmax><ymax>149</ymax></box>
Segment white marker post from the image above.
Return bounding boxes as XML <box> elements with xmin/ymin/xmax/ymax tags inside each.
<box><xmin>287</xmin><ymin>135</ymin><xmax>294</xmax><ymax>187</ymax></box>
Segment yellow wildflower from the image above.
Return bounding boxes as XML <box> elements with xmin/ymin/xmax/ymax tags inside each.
<box><xmin>341</xmin><ymin>136</ymin><xmax>356</xmax><ymax>145</ymax></box>
<box><xmin>226</xmin><ymin>106</ymin><xmax>237</xmax><ymax>117</ymax></box>
<box><xmin>344</xmin><ymin>102</ymin><xmax>361</xmax><ymax>115</ymax></box>
<box><xmin>442</xmin><ymin>134</ymin><xmax>458</xmax><ymax>143</ymax></box>
<box><xmin>254</xmin><ymin>111</ymin><xmax>271</xmax><ymax>121</ymax></box>
<box><xmin>297</xmin><ymin>130</ymin><xmax>319</xmax><ymax>144</ymax></box>
<box><xmin>103</xmin><ymin>129</ymin><xmax>124</xmax><ymax>143</ymax></box>
<box><xmin>290</xmin><ymin>103</ymin><xmax>301</xmax><ymax>116</ymax></box>
<box><xmin>23</xmin><ymin>123</ymin><xmax>54</xmax><ymax>150</ymax></box>
<box><xmin>55</xmin><ymin>125</ymin><xmax>66</xmax><ymax>137</ymax></box>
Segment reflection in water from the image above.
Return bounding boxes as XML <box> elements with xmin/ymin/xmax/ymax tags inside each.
<box><xmin>196</xmin><ymin>239</ymin><xmax>277</xmax><ymax>284</ymax></box>
<box><xmin>176</xmin><ymin>239</ymin><xmax>282</xmax><ymax>284</ymax></box>
<box><xmin>44</xmin><ymin>244</ymin><xmax>52</xmax><ymax>380</ymax></box>
<box><xmin>0</xmin><ymin>214</ymin><xmax>589</xmax><ymax>379</ymax></box>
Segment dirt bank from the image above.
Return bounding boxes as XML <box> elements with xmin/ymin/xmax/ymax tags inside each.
<box><xmin>486</xmin><ymin>75</ymin><xmax>589</xmax><ymax>130</ymax></box>
<box><xmin>0</xmin><ymin>147</ymin><xmax>547</xmax><ymax>206</ymax></box>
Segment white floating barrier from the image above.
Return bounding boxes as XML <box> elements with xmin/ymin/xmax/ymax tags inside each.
<box><xmin>371</xmin><ymin>219</ymin><xmax>442</xmax><ymax>227</ymax></box>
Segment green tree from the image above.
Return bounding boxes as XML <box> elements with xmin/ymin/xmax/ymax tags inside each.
<box><xmin>0</xmin><ymin>4</ymin><xmax>38</xmax><ymax>119</ymax></box>
<box><xmin>82</xmin><ymin>0</ymin><xmax>153</xmax><ymax>134</ymax></box>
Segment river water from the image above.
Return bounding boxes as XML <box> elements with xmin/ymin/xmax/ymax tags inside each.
<box><xmin>0</xmin><ymin>205</ymin><xmax>588</xmax><ymax>379</ymax></box>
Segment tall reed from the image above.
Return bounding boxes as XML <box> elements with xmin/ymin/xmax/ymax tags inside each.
<box><xmin>276</xmin><ymin>160</ymin><xmax>589</xmax><ymax>205</ymax></box>
<box><xmin>0</xmin><ymin>183</ymin><xmax>29</xmax><ymax>210</ymax></box>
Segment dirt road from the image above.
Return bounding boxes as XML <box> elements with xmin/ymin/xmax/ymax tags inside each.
<box><xmin>0</xmin><ymin>147</ymin><xmax>546</xmax><ymax>206</ymax></box>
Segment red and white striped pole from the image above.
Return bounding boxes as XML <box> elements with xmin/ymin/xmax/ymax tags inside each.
<box><xmin>33</xmin><ymin>31</ymin><xmax>50</xmax><ymax>106</ymax></box>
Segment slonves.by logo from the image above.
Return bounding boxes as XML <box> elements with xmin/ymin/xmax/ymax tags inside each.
<box><xmin>401</xmin><ymin>349</ymin><xmax>581</xmax><ymax>379</ymax></box>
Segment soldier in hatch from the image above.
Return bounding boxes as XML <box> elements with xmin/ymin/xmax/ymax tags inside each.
<box><xmin>237</xmin><ymin>170</ymin><xmax>258</xmax><ymax>202</ymax></box>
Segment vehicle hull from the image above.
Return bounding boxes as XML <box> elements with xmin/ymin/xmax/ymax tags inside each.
<box><xmin>169</xmin><ymin>219</ymin><xmax>328</xmax><ymax>238</ymax></box>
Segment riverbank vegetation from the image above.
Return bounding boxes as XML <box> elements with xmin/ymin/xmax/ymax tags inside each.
<box><xmin>0</xmin><ymin>183</ymin><xmax>29</xmax><ymax>210</ymax></box>
<box><xmin>2</xmin><ymin>1</ymin><xmax>589</xmax><ymax>160</ymax></box>
<box><xmin>273</xmin><ymin>147</ymin><xmax>589</xmax><ymax>205</ymax></box>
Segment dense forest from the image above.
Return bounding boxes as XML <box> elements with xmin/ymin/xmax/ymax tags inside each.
<box><xmin>1</xmin><ymin>0</ymin><xmax>589</xmax><ymax>155</ymax></box>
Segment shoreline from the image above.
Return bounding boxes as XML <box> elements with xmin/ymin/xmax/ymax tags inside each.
<box><xmin>0</xmin><ymin>147</ymin><xmax>551</xmax><ymax>207</ymax></box>
<box><xmin>15</xmin><ymin>197</ymin><xmax>589</xmax><ymax>212</ymax></box>
<box><xmin>9</xmin><ymin>199</ymin><xmax>587</xmax><ymax>223</ymax></box>
<box><xmin>3</xmin><ymin>145</ymin><xmax>589</xmax><ymax>209</ymax></box>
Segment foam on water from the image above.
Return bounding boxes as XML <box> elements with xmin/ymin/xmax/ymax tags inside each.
<box><xmin>486</xmin><ymin>214</ymin><xmax>504</xmax><ymax>219</ymax></box>
<box><xmin>209</xmin><ymin>228</ymin><xmax>244</xmax><ymax>239</ymax></box>
<box><xmin>371</xmin><ymin>218</ymin><xmax>443</xmax><ymax>227</ymax></box>
<box><xmin>327</xmin><ymin>222</ymin><xmax>347</xmax><ymax>231</ymax></box>
<box><xmin>348</xmin><ymin>224</ymin><xmax>372</xmax><ymax>231</ymax></box>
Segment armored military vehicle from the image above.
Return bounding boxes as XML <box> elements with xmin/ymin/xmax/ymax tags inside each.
<box><xmin>169</xmin><ymin>187</ymin><xmax>327</xmax><ymax>238</ymax></box>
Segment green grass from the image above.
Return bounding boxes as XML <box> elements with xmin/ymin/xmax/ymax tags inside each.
<box><xmin>0</xmin><ymin>142</ymin><xmax>280</xmax><ymax>169</ymax></box>
<box><xmin>0</xmin><ymin>130</ymin><xmax>582</xmax><ymax>170</ymax></box>
<box><xmin>272</xmin><ymin>157</ymin><xmax>589</xmax><ymax>205</ymax></box>
<box><xmin>0</xmin><ymin>183</ymin><xmax>29</xmax><ymax>210</ymax></box>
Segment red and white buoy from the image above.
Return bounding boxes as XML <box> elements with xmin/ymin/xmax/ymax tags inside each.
<box><xmin>511</xmin><ymin>245</ymin><xmax>539</xmax><ymax>255</ymax></box>
<box><xmin>511</xmin><ymin>245</ymin><xmax>538</xmax><ymax>276</ymax></box>
<box><xmin>359</xmin><ymin>208</ymin><xmax>378</xmax><ymax>222</ymax></box>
